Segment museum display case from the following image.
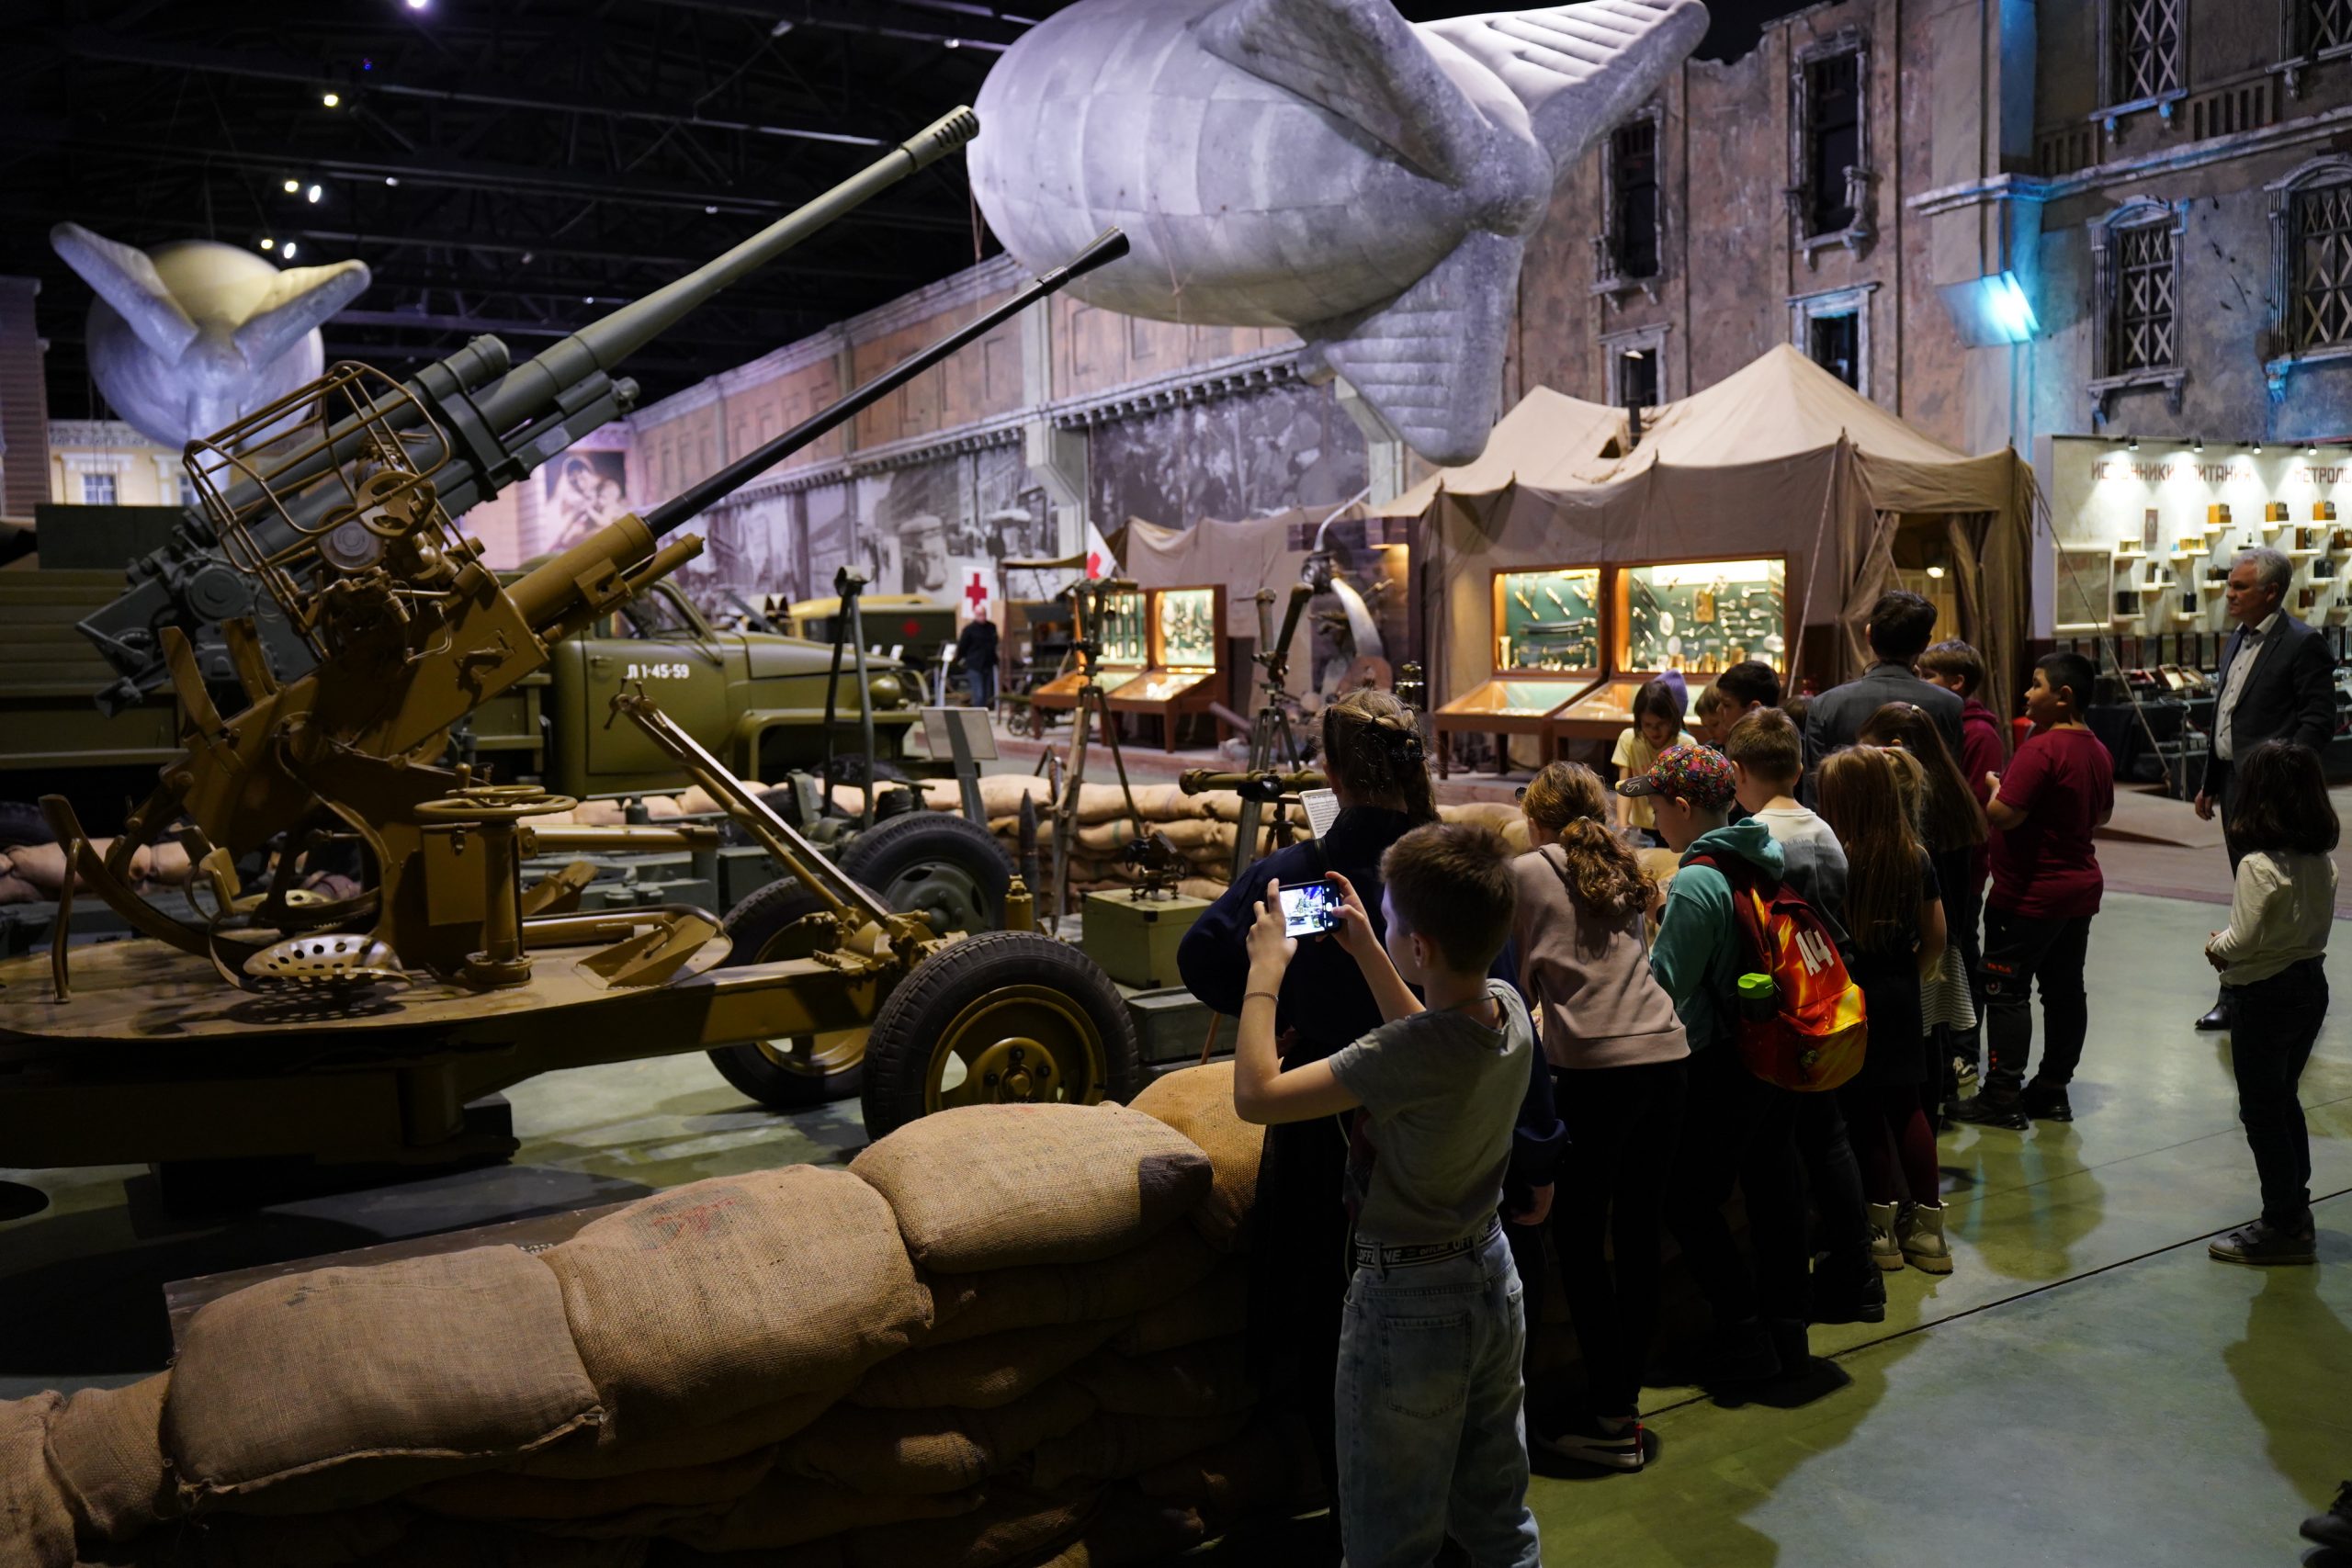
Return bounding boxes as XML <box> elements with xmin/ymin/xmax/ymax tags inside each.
<box><xmin>1492</xmin><ymin>566</ymin><xmax>1603</xmax><ymax>675</ymax></box>
<box><xmin>1544</xmin><ymin>673</ymin><xmax>1671</xmax><ymax>747</ymax></box>
<box><xmin>1433</xmin><ymin>676</ymin><xmax>1602</xmax><ymax>777</ymax></box>
<box><xmin>1615</xmin><ymin>557</ymin><xmax>1787</xmax><ymax>676</ymax></box>
<box><xmin>1027</xmin><ymin>584</ymin><xmax>1148</xmax><ymax>725</ymax></box>
<box><xmin>1106</xmin><ymin>583</ymin><xmax>1227</xmax><ymax>750</ymax></box>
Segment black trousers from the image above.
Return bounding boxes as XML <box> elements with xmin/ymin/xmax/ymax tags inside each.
<box><xmin>1795</xmin><ymin>1089</ymin><xmax>1874</xmax><ymax>1276</ymax></box>
<box><xmin>1982</xmin><ymin>908</ymin><xmax>2094</xmax><ymax>1095</ymax></box>
<box><xmin>1664</xmin><ymin>1044</ymin><xmax>1808</xmax><ymax>1329</ymax></box>
<box><xmin>1946</xmin><ymin>864</ymin><xmax>1987</xmax><ymax>1075</ymax></box>
<box><xmin>1529</xmin><ymin>1058</ymin><xmax>1686</xmax><ymax>1416</ymax></box>
<box><xmin>1246</xmin><ymin>1110</ymin><xmax>1353</xmax><ymax>1495</ymax></box>
<box><xmin>2229</xmin><ymin>958</ymin><xmax>2328</xmax><ymax>1229</ymax></box>
<box><xmin>967</xmin><ymin>660</ymin><xmax>998</xmax><ymax>710</ymax></box>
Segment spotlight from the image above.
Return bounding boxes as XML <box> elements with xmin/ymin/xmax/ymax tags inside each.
<box><xmin>1926</xmin><ymin>565</ymin><xmax>1947</xmax><ymax>580</ymax></box>
<box><xmin>306</xmin><ymin>184</ymin><xmax>322</xmax><ymax>204</ymax></box>
<box><xmin>282</xmin><ymin>242</ymin><xmax>298</xmax><ymax>259</ymax></box>
<box><xmin>282</xmin><ymin>178</ymin><xmax>300</xmax><ymax>194</ymax></box>
<box><xmin>2127</xmin><ymin>434</ymin><xmax>2139</xmax><ymax>451</ymax></box>
<box><xmin>385</xmin><ymin>176</ymin><xmax>399</xmax><ymax>186</ymax></box>
<box><xmin>2253</xmin><ymin>439</ymin><xmax>2265</xmax><ymax>454</ymax></box>
<box><xmin>583</xmin><ymin>296</ymin><xmax>595</xmax><ymax>304</ymax></box>
<box><xmin>404</xmin><ymin>0</ymin><xmax>429</xmax><ymax>9</ymax></box>
<box><xmin>322</xmin><ymin>91</ymin><xmax>341</xmax><ymax>107</ymax></box>
<box><xmin>944</xmin><ymin>36</ymin><xmax>961</xmax><ymax>48</ymax></box>
<box><xmin>2193</xmin><ymin>435</ymin><xmax>2204</xmax><ymax>452</ymax></box>
<box><xmin>259</xmin><ymin>237</ymin><xmax>276</xmax><ymax>251</ymax></box>
<box><xmin>2308</xmin><ymin>440</ymin><xmax>2321</xmax><ymax>456</ymax></box>
<box><xmin>704</xmin><ymin>204</ymin><xmax>718</xmax><ymax>215</ymax></box>
<box><xmin>770</xmin><ymin>17</ymin><xmax>794</xmax><ymax>34</ymax></box>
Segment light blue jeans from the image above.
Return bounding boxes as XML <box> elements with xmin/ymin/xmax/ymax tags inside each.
<box><xmin>1335</xmin><ymin>1225</ymin><xmax>1542</xmax><ymax>1568</ymax></box>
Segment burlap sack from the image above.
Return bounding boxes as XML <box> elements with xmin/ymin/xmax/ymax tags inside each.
<box><xmin>1069</xmin><ymin>1337</ymin><xmax>1255</xmax><ymax>1419</ymax></box>
<box><xmin>849</xmin><ymin>1322</ymin><xmax>1119</xmax><ymax>1413</ymax></box>
<box><xmin>842</xmin><ymin>1481</ymin><xmax>1095</xmax><ymax>1568</ymax></box>
<box><xmin>1125</xmin><ymin>1064</ymin><xmax>1259</xmax><ymax>1252</ymax></box>
<box><xmin>166</xmin><ymin>1247</ymin><xmax>601</xmax><ymax>1515</ymax></box>
<box><xmin>1176</xmin><ymin>878</ymin><xmax>1228</xmax><ymax>901</ymax></box>
<box><xmin>786</xmin><ymin>1381</ymin><xmax>1093</xmax><ymax>1495</ymax></box>
<box><xmin>0</xmin><ymin>872</ymin><xmax>37</xmax><ymax>905</ymax></box>
<box><xmin>413</xmin><ymin>1444</ymin><xmax>774</xmax><ymax>1523</ymax></box>
<box><xmin>44</xmin><ymin>1372</ymin><xmax>174</xmax><ymax>1543</ymax></box>
<box><xmin>1072</xmin><ymin>820</ymin><xmax>1144</xmax><ymax>856</ymax></box>
<box><xmin>6</xmin><ymin>840</ymin><xmax>68</xmax><ymax>895</ymax></box>
<box><xmin>975</xmin><ymin>775</ymin><xmax>1052</xmax><ymax>818</ymax></box>
<box><xmin>120</xmin><ymin>1503</ymin><xmax>415</xmax><ymax>1568</ymax></box>
<box><xmin>1029</xmin><ymin>1412</ymin><xmax>1250</xmax><ymax>1490</ymax></box>
<box><xmin>851</xmin><ymin>1103</ymin><xmax>1212</xmax><ymax>1274</ymax></box>
<box><xmin>1</xmin><ymin>1393</ymin><xmax>75</xmax><ymax>1568</ymax></box>
<box><xmin>574</xmin><ymin>800</ymin><xmax>628</xmax><ymax>827</ymax></box>
<box><xmin>144</xmin><ymin>841</ymin><xmax>193</xmax><ymax>887</ymax></box>
<box><xmin>1136</xmin><ymin>1415</ymin><xmax>1317</xmax><ymax>1521</ymax></box>
<box><xmin>509</xmin><ymin>1386</ymin><xmax>843</xmax><ymax>1482</ymax></box>
<box><xmin>639</xmin><ymin>795</ymin><xmax>685</xmax><ymax>820</ymax></box>
<box><xmin>662</xmin><ymin>1478</ymin><xmax>980</xmax><ymax>1553</ymax></box>
<box><xmin>547</xmin><ymin>1168</ymin><xmax>927</xmax><ymax>1440</ymax></box>
<box><xmin>1112</xmin><ymin>1262</ymin><xmax>1250</xmax><ymax>1358</ymax></box>
<box><xmin>918</xmin><ymin>1226</ymin><xmax>1218</xmax><ymax>1349</ymax></box>
<box><xmin>1152</xmin><ymin>819</ymin><xmax>1233</xmax><ymax>853</ymax></box>
<box><xmin>366</xmin><ymin>1514</ymin><xmax>650</xmax><ymax>1567</ymax></box>
<box><xmin>1032</xmin><ymin>1484</ymin><xmax>1206</xmax><ymax>1568</ymax></box>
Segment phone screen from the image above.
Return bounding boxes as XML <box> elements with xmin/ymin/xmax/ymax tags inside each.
<box><xmin>1278</xmin><ymin>881</ymin><xmax>1341</xmax><ymax>938</ymax></box>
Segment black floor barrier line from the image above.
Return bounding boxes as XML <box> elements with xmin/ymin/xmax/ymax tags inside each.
<box><xmin>1638</xmin><ymin>1180</ymin><xmax>2352</xmax><ymax>1423</ymax></box>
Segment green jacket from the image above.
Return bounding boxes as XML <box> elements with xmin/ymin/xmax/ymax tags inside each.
<box><xmin>1651</xmin><ymin>819</ymin><xmax>1786</xmax><ymax>1053</ymax></box>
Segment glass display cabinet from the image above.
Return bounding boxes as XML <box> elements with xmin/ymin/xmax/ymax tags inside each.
<box><xmin>1546</xmin><ymin>674</ymin><xmax>1668</xmax><ymax>747</ymax></box>
<box><xmin>1107</xmin><ymin>584</ymin><xmax>1227</xmax><ymax>750</ymax></box>
<box><xmin>1027</xmin><ymin>584</ymin><xmax>1148</xmax><ymax>725</ymax></box>
<box><xmin>1493</xmin><ymin>566</ymin><xmax>1603</xmax><ymax>675</ymax></box>
<box><xmin>1433</xmin><ymin>676</ymin><xmax>1602</xmax><ymax>778</ymax></box>
<box><xmin>1616</xmin><ymin>557</ymin><xmax>1787</xmax><ymax>677</ymax></box>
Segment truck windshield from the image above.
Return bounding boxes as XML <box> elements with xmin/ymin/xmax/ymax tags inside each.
<box><xmin>620</xmin><ymin>589</ymin><xmax>695</xmax><ymax>638</ymax></box>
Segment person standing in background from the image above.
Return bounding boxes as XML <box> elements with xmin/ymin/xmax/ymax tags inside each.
<box><xmin>1611</xmin><ymin>678</ymin><xmax>1697</xmax><ymax>844</ymax></box>
<box><xmin>956</xmin><ymin>608</ymin><xmax>1001</xmax><ymax>712</ymax></box>
<box><xmin>1803</xmin><ymin>591</ymin><xmax>1965</xmax><ymax>770</ymax></box>
<box><xmin>2192</xmin><ymin>547</ymin><xmax>2337</xmax><ymax>1031</ymax></box>
<box><xmin>1917</xmin><ymin>640</ymin><xmax>2007</xmax><ymax>1100</ymax></box>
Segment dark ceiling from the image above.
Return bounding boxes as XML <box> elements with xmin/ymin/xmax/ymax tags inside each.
<box><xmin>4</xmin><ymin>0</ymin><xmax>1809</xmax><ymax>425</ymax></box>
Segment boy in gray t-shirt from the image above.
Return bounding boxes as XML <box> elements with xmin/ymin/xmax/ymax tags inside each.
<box><xmin>1230</xmin><ymin>822</ymin><xmax>1540</xmax><ymax>1568</ymax></box>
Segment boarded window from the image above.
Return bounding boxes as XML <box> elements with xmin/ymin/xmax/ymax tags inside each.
<box><xmin>1804</xmin><ymin>51</ymin><xmax>1862</xmax><ymax>236</ymax></box>
<box><xmin>2113</xmin><ymin>0</ymin><xmax>2182</xmax><ymax>104</ymax></box>
<box><xmin>2110</xmin><ymin>221</ymin><xmax>2178</xmax><ymax>373</ymax></box>
<box><xmin>2295</xmin><ymin>182</ymin><xmax>2352</xmax><ymax>352</ymax></box>
<box><xmin>1610</xmin><ymin>118</ymin><xmax>1660</xmax><ymax>279</ymax></box>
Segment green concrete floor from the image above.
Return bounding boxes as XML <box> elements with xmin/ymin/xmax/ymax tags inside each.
<box><xmin>3</xmin><ymin>888</ymin><xmax>2347</xmax><ymax>1565</ymax></box>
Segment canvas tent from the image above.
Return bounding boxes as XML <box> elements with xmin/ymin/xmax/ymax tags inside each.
<box><xmin>1377</xmin><ymin>344</ymin><xmax>2041</xmax><ymax>727</ymax></box>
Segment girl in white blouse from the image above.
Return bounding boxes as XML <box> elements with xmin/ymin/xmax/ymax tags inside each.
<box><xmin>2204</xmin><ymin>739</ymin><xmax>2339</xmax><ymax>1267</ymax></box>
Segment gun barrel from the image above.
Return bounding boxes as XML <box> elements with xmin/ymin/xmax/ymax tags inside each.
<box><xmin>643</xmin><ymin>227</ymin><xmax>1130</xmax><ymax>536</ymax></box>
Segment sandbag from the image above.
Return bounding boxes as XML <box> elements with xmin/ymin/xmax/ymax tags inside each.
<box><xmin>509</xmin><ymin>1386</ymin><xmax>843</xmax><ymax>1482</ymax></box>
<box><xmin>44</xmin><ymin>1372</ymin><xmax>174</xmax><ymax>1543</ymax></box>
<box><xmin>849</xmin><ymin>1322</ymin><xmax>1119</xmax><ymax>1413</ymax></box>
<box><xmin>413</xmin><ymin>1444</ymin><xmax>774</xmax><ymax>1523</ymax></box>
<box><xmin>850</xmin><ymin>1104</ymin><xmax>1211</xmax><ymax>1273</ymax></box>
<box><xmin>1030</xmin><ymin>1412</ymin><xmax>1250</xmax><ymax>1491</ymax></box>
<box><xmin>918</xmin><ymin>1225</ymin><xmax>1219</xmax><ymax>1349</ymax></box>
<box><xmin>0</xmin><ymin>873</ymin><xmax>37</xmax><ymax>905</ymax></box>
<box><xmin>6</xmin><ymin>840</ymin><xmax>68</xmax><ymax>895</ymax></box>
<box><xmin>1176</xmin><ymin>878</ymin><xmax>1228</xmax><ymax>902</ymax></box>
<box><xmin>1151</xmin><ymin>819</ymin><xmax>1233</xmax><ymax>853</ymax></box>
<box><xmin>1136</xmin><ymin>1416</ymin><xmax>1317</xmax><ymax>1521</ymax></box>
<box><xmin>1</xmin><ymin>1393</ymin><xmax>75</xmax><ymax>1568</ymax></box>
<box><xmin>573</xmin><ymin>800</ymin><xmax>628</xmax><ymax>827</ymax></box>
<box><xmin>842</xmin><ymin>1481</ymin><xmax>1094</xmax><ymax>1568</ymax></box>
<box><xmin>1031</xmin><ymin>1484</ymin><xmax>1206</xmax><ymax>1568</ymax></box>
<box><xmin>661</xmin><ymin>1478</ymin><xmax>980</xmax><ymax>1553</ymax></box>
<box><xmin>974</xmin><ymin>774</ymin><xmax>1051</xmax><ymax>818</ymax></box>
<box><xmin>786</xmin><ymin>1382</ymin><xmax>1094</xmax><ymax>1495</ymax></box>
<box><xmin>166</xmin><ymin>1247</ymin><xmax>601</xmax><ymax>1515</ymax></box>
<box><xmin>1125</xmin><ymin>1063</ymin><xmax>1259</xmax><ymax>1252</ymax></box>
<box><xmin>547</xmin><ymin>1168</ymin><xmax>926</xmax><ymax>1442</ymax></box>
<box><xmin>1112</xmin><ymin>1263</ymin><xmax>1250</xmax><ymax>1358</ymax></box>
<box><xmin>366</xmin><ymin>1514</ymin><xmax>650</xmax><ymax>1568</ymax></box>
<box><xmin>143</xmin><ymin>841</ymin><xmax>193</xmax><ymax>887</ymax></box>
<box><xmin>1068</xmin><ymin>1337</ymin><xmax>1255</xmax><ymax>1419</ymax></box>
<box><xmin>121</xmin><ymin>1504</ymin><xmax>415</xmax><ymax>1568</ymax></box>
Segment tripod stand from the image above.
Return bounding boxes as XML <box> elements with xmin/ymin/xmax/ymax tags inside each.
<box><xmin>1046</xmin><ymin>577</ymin><xmax>1156</xmax><ymax>937</ymax></box>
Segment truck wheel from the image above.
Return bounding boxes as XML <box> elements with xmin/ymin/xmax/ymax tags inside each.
<box><xmin>860</xmin><ymin>932</ymin><xmax>1139</xmax><ymax>1140</ymax></box>
<box><xmin>705</xmin><ymin>875</ymin><xmax>867</xmax><ymax>1110</ymax></box>
<box><xmin>835</xmin><ymin>810</ymin><xmax>1012</xmax><ymax>937</ymax></box>
<box><xmin>0</xmin><ymin>801</ymin><xmax>55</xmax><ymax>849</ymax></box>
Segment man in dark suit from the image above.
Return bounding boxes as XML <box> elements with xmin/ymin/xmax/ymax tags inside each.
<box><xmin>1804</xmin><ymin>589</ymin><xmax>1967</xmax><ymax>773</ymax></box>
<box><xmin>2192</xmin><ymin>545</ymin><xmax>2339</xmax><ymax>1029</ymax></box>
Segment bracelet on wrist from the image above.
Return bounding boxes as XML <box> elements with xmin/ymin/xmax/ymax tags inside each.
<box><xmin>1243</xmin><ymin>989</ymin><xmax>1280</xmax><ymax>1006</ymax></box>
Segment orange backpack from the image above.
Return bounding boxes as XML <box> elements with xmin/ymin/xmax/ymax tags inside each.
<box><xmin>1684</xmin><ymin>852</ymin><xmax>1869</xmax><ymax>1092</ymax></box>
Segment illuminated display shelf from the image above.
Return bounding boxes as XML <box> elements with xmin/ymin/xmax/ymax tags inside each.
<box><xmin>1615</xmin><ymin>557</ymin><xmax>1787</xmax><ymax>678</ymax></box>
<box><xmin>1028</xmin><ymin>585</ymin><xmax>1147</xmax><ymax>717</ymax></box>
<box><xmin>1431</xmin><ymin>676</ymin><xmax>1601</xmax><ymax>779</ymax></box>
<box><xmin>1104</xmin><ymin>583</ymin><xmax>1227</xmax><ymax>751</ymax></box>
<box><xmin>1492</xmin><ymin>566</ymin><xmax>1603</xmax><ymax>677</ymax></box>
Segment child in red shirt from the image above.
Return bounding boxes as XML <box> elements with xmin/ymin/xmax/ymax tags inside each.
<box><xmin>1950</xmin><ymin>652</ymin><xmax>2114</xmax><ymax>1129</ymax></box>
<box><xmin>1917</xmin><ymin>639</ymin><xmax>2009</xmax><ymax>1104</ymax></box>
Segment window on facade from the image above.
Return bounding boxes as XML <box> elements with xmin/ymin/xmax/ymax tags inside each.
<box><xmin>1808</xmin><ymin>312</ymin><xmax>1861</xmax><ymax>389</ymax></box>
<box><xmin>1609</xmin><ymin>118</ymin><xmax>1660</xmax><ymax>279</ymax></box>
<box><xmin>1804</xmin><ymin>51</ymin><xmax>1861</xmax><ymax>236</ymax></box>
<box><xmin>2294</xmin><ymin>182</ymin><xmax>2352</xmax><ymax>351</ymax></box>
<box><xmin>2308</xmin><ymin>0</ymin><xmax>2352</xmax><ymax>55</ymax></box>
<box><xmin>81</xmin><ymin>473</ymin><xmax>116</xmax><ymax>505</ymax></box>
<box><xmin>2111</xmin><ymin>0</ymin><xmax>2182</xmax><ymax>104</ymax></box>
<box><xmin>2110</xmin><ymin>220</ymin><xmax>2178</xmax><ymax>373</ymax></box>
<box><xmin>1614</xmin><ymin>348</ymin><xmax>1660</xmax><ymax>408</ymax></box>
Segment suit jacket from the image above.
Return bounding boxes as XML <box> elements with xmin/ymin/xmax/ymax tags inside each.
<box><xmin>1803</xmin><ymin>662</ymin><xmax>1968</xmax><ymax>773</ymax></box>
<box><xmin>2200</xmin><ymin>610</ymin><xmax>2337</xmax><ymax>797</ymax></box>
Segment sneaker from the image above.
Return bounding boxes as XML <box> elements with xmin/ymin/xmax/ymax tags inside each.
<box><xmin>2020</xmin><ymin>1082</ymin><xmax>2074</xmax><ymax>1122</ymax></box>
<box><xmin>2303</xmin><ymin>1480</ymin><xmax>2352</xmax><ymax>1551</ymax></box>
<box><xmin>1865</xmin><ymin>1201</ymin><xmax>1904</xmax><ymax>1271</ymax></box>
<box><xmin>1538</xmin><ymin>1411</ymin><xmax>1645</xmax><ymax>1472</ymax></box>
<box><xmin>1947</xmin><ymin>1091</ymin><xmax>2029</xmax><ymax>1130</ymax></box>
<box><xmin>1809</xmin><ymin>1262</ymin><xmax>1888</xmax><ymax>1325</ymax></box>
<box><xmin>2208</xmin><ymin>1219</ymin><xmax>2317</xmax><ymax>1266</ymax></box>
<box><xmin>1896</xmin><ymin>1201</ymin><xmax>1954</xmax><ymax>1275</ymax></box>
<box><xmin>1953</xmin><ymin>1056</ymin><xmax>1981</xmax><ymax>1093</ymax></box>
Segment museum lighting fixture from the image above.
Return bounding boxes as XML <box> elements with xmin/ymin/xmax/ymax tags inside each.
<box><xmin>281</xmin><ymin>179</ymin><xmax>299</xmax><ymax>194</ymax></box>
<box><xmin>305</xmin><ymin>184</ymin><xmax>322</xmax><ymax>204</ymax></box>
<box><xmin>282</xmin><ymin>242</ymin><xmax>297</xmax><ymax>259</ymax></box>
<box><xmin>258</xmin><ymin>237</ymin><xmax>274</xmax><ymax>251</ymax></box>
<box><xmin>770</xmin><ymin>17</ymin><xmax>794</xmax><ymax>34</ymax></box>
<box><xmin>1983</xmin><ymin>271</ymin><xmax>2039</xmax><ymax>344</ymax></box>
<box><xmin>2193</xmin><ymin>436</ymin><xmax>2204</xmax><ymax>452</ymax></box>
<box><xmin>1927</xmin><ymin>565</ymin><xmax>1946</xmax><ymax>579</ymax></box>
<box><xmin>2253</xmin><ymin>440</ymin><xmax>2265</xmax><ymax>454</ymax></box>
<box><xmin>2127</xmin><ymin>435</ymin><xmax>2139</xmax><ymax>451</ymax></box>
<box><xmin>405</xmin><ymin>0</ymin><xmax>429</xmax><ymax>9</ymax></box>
<box><xmin>321</xmin><ymin>91</ymin><xmax>341</xmax><ymax>107</ymax></box>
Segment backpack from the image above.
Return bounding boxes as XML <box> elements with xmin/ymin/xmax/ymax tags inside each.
<box><xmin>1683</xmin><ymin>851</ymin><xmax>1868</xmax><ymax>1092</ymax></box>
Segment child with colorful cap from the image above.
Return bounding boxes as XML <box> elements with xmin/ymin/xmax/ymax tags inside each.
<box><xmin>1621</xmin><ymin>744</ymin><xmax>1815</xmax><ymax>1383</ymax></box>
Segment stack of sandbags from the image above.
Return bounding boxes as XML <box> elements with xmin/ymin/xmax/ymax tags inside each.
<box><xmin>0</xmin><ymin>838</ymin><xmax>197</xmax><ymax>901</ymax></box>
<box><xmin>6</xmin><ymin>1091</ymin><xmax>1298</xmax><ymax>1568</ymax></box>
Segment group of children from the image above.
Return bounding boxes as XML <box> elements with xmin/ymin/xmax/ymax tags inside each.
<box><xmin>1183</xmin><ymin>620</ymin><xmax>2336</xmax><ymax>1564</ymax></box>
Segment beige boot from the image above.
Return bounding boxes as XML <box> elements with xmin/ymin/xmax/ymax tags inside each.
<box><xmin>1867</xmin><ymin>1201</ymin><xmax>1904</xmax><ymax>1271</ymax></box>
<box><xmin>1898</xmin><ymin>1201</ymin><xmax>1953</xmax><ymax>1274</ymax></box>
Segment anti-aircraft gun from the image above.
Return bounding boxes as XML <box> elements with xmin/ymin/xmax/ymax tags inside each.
<box><xmin>74</xmin><ymin>108</ymin><xmax>983</xmax><ymax>716</ymax></box>
<box><xmin>0</xmin><ymin>132</ymin><xmax>1137</xmax><ymax>1191</ymax></box>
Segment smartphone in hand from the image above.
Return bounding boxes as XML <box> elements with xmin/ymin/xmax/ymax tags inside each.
<box><xmin>1276</xmin><ymin>880</ymin><xmax>1343</xmax><ymax>938</ymax></box>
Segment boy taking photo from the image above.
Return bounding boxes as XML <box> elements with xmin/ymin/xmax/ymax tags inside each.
<box><xmin>1231</xmin><ymin>822</ymin><xmax>1541</xmax><ymax>1568</ymax></box>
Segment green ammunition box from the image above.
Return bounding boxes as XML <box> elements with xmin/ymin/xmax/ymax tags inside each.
<box><xmin>1080</xmin><ymin>890</ymin><xmax>1212</xmax><ymax>989</ymax></box>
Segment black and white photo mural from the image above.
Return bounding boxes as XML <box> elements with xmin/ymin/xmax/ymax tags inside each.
<box><xmin>1087</xmin><ymin>379</ymin><xmax>1369</xmax><ymax>528</ymax></box>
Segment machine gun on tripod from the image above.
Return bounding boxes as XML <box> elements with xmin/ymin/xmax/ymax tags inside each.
<box><xmin>1043</xmin><ymin>576</ymin><xmax>1175</xmax><ymax>933</ymax></box>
